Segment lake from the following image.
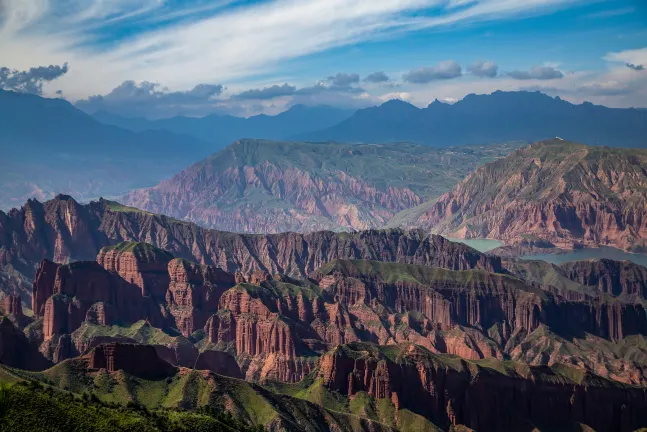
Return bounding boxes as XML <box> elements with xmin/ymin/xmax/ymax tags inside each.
<box><xmin>443</xmin><ymin>237</ymin><xmax>503</xmax><ymax>253</ymax></box>
<box><xmin>520</xmin><ymin>246</ymin><xmax>647</xmax><ymax>267</ymax></box>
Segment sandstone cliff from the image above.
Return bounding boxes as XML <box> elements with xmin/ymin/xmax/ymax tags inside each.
<box><xmin>393</xmin><ymin>139</ymin><xmax>647</xmax><ymax>252</ymax></box>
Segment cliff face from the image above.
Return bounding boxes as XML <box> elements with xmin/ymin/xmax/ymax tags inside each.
<box><xmin>319</xmin><ymin>342</ymin><xmax>647</xmax><ymax>432</ymax></box>
<box><xmin>1</xmin><ymin>195</ymin><xmax>501</xmax><ymax>285</ymax></box>
<box><xmin>32</xmin><ymin>242</ymin><xmax>237</xmax><ymax>347</ymax></box>
<box><xmin>166</xmin><ymin>258</ymin><xmax>235</xmax><ymax>336</ymax></box>
<box><xmin>395</xmin><ymin>140</ymin><xmax>647</xmax><ymax>252</ymax></box>
<box><xmin>196</xmin><ymin>259</ymin><xmax>647</xmax><ymax>384</ymax></box>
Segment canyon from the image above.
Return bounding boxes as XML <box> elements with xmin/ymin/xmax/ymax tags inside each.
<box><xmin>2</xmin><ymin>242</ymin><xmax>647</xmax><ymax>429</ymax></box>
<box><xmin>3</xmin><ymin>193</ymin><xmax>647</xmax><ymax>430</ymax></box>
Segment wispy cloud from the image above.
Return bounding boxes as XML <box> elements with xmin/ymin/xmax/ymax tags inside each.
<box><xmin>585</xmin><ymin>7</ymin><xmax>635</xmax><ymax>19</ymax></box>
<box><xmin>0</xmin><ymin>0</ymin><xmax>588</xmax><ymax>99</ymax></box>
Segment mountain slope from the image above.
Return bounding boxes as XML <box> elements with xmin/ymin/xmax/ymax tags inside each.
<box><xmin>391</xmin><ymin>139</ymin><xmax>647</xmax><ymax>251</ymax></box>
<box><xmin>121</xmin><ymin>139</ymin><xmax>523</xmax><ymax>233</ymax></box>
<box><xmin>0</xmin><ymin>90</ymin><xmax>214</xmax><ymax>210</ymax></box>
<box><xmin>297</xmin><ymin>91</ymin><xmax>647</xmax><ymax>147</ymax></box>
<box><xmin>91</xmin><ymin>104</ymin><xmax>355</xmax><ymax>147</ymax></box>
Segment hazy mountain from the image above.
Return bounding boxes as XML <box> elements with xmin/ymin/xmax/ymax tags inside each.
<box><xmin>389</xmin><ymin>139</ymin><xmax>647</xmax><ymax>252</ymax></box>
<box><xmin>121</xmin><ymin>139</ymin><xmax>524</xmax><ymax>233</ymax></box>
<box><xmin>91</xmin><ymin>104</ymin><xmax>355</xmax><ymax>148</ymax></box>
<box><xmin>296</xmin><ymin>91</ymin><xmax>647</xmax><ymax>147</ymax></box>
<box><xmin>0</xmin><ymin>89</ymin><xmax>214</xmax><ymax>210</ymax></box>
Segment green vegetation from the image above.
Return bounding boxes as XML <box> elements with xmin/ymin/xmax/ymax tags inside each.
<box><xmin>314</xmin><ymin>259</ymin><xmax>544</xmax><ymax>297</ymax></box>
<box><xmin>72</xmin><ymin>321</ymin><xmax>187</xmax><ymax>347</ymax></box>
<box><xmin>100</xmin><ymin>242</ymin><xmax>174</xmax><ymax>262</ymax></box>
<box><xmin>104</xmin><ymin>200</ymin><xmax>153</xmax><ymax>215</ymax></box>
<box><xmin>0</xmin><ymin>380</ymin><xmax>263</xmax><ymax>432</ymax></box>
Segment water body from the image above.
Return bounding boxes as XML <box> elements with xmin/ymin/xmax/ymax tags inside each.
<box><xmin>443</xmin><ymin>237</ymin><xmax>503</xmax><ymax>253</ymax></box>
<box><xmin>521</xmin><ymin>247</ymin><xmax>647</xmax><ymax>267</ymax></box>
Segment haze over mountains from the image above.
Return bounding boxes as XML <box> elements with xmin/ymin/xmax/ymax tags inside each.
<box><xmin>297</xmin><ymin>91</ymin><xmax>647</xmax><ymax>147</ymax></box>
<box><xmin>92</xmin><ymin>104</ymin><xmax>355</xmax><ymax>148</ymax></box>
<box><xmin>2</xmin><ymin>88</ymin><xmax>647</xmax><ymax>214</ymax></box>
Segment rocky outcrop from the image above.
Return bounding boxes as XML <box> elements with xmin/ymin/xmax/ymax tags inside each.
<box><xmin>1</xmin><ymin>293</ymin><xmax>23</xmax><ymax>317</ymax></box>
<box><xmin>84</xmin><ymin>342</ymin><xmax>176</xmax><ymax>378</ymax></box>
<box><xmin>97</xmin><ymin>242</ymin><xmax>173</xmax><ymax>298</ymax></box>
<box><xmin>33</xmin><ymin>243</ymin><xmax>237</xmax><ymax>343</ymax></box>
<box><xmin>320</xmin><ymin>342</ymin><xmax>647</xmax><ymax>431</ymax></box>
<box><xmin>559</xmin><ymin>258</ymin><xmax>647</xmax><ymax>299</ymax></box>
<box><xmin>397</xmin><ymin>140</ymin><xmax>647</xmax><ymax>252</ymax></box>
<box><xmin>37</xmin><ymin>260</ymin><xmax>167</xmax><ymax>341</ymax></box>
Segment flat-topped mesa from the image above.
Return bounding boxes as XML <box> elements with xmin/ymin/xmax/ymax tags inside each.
<box><xmin>319</xmin><ymin>342</ymin><xmax>647</xmax><ymax>432</ymax></box>
<box><xmin>84</xmin><ymin>342</ymin><xmax>176</xmax><ymax>378</ymax></box>
<box><xmin>166</xmin><ymin>258</ymin><xmax>236</xmax><ymax>336</ymax></box>
<box><xmin>97</xmin><ymin>242</ymin><xmax>173</xmax><ymax>298</ymax></box>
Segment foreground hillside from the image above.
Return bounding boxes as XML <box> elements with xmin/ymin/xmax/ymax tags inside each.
<box><xmin>122</xmin><ymin>139</ymin><xmax>522</xmax><ymax>233</ymax></box>
<box><xmin>391</xmin><ymin>139</ymin><xmax>647</xmax><ymax>252</ymax></box>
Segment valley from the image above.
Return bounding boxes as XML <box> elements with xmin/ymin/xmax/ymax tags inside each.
<box><xmin>1</xmin><ymin>90</ymin><xmax>647</xmax><ymax>432</ymax></box>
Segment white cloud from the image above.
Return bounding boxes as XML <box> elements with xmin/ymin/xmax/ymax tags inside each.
<box><xmin>0</xmin><ymin>0</ymin><xmax>588</xmax><ymax>100</ymax></box>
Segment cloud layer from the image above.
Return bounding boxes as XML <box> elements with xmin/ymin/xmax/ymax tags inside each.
<box><xmin>0</xmin><ymin>63</ymin><xmax>68</xmax><ymax>94</ymax></box>
<box><xmin>506</xmin><ymin>66</ymin><xmax>564</xmax><ymax>80</ymax></box>
<box><xmin>404</xmin><ymin>61</ymin><xmax>462</xmax><ymax>83</ymax></box>
<box><xmin>0</xmin><ymin>0</ymin><xmax>591</xmax><ymax>100</ymax></box>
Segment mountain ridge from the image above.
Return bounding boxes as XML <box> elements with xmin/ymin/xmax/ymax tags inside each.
<box><xmin>390</xmin><ymin>139</ymin><xmax>647</xmax><ymax>252</ymax></box>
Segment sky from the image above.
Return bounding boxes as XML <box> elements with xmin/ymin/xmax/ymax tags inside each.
<box><xmin>1</xmin><ymin>0</ymin><xmax>646</xmax><ymax>118</ymax></box>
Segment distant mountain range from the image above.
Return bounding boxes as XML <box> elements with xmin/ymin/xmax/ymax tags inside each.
<box><xmin>296</xmin><ymin>91</ymin><xmax>647</xmax><ymax>147</ymax></box>
<box><xmin>121</xmin><ymin>139</ymin><xmax>523</xmax><ymax>233</ymax></box>
<box><xmin>388</xmin><ymin>139</ymin><xmax>647</xmax><ymax>252</ymax></box>
<box><xmin>91</xmin><ymin>104</ymin><xmax>355</xmax><ymax>147</ymax></box>
<box><xmin>2</xmin><ymin>88</ymin><xmax>647</xmax><ymax>211</ymax></box>
<box><xmin>0</xmin><ymin>89</ymin><xmax>214</xmax><ymax>210</ymax></box>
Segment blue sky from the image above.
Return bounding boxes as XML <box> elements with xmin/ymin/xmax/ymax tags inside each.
<box><xmin>1</xmin><ymin>0</ymin><xmax>646</xmax><ymax>118</ymax></box>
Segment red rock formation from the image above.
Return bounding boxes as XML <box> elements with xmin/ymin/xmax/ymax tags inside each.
<box><xmin>1</xmin><ymin>293</ymin><xmax>23</xmax><ymax>317</ymax></box>
<box><xmin>97</xmin><ymin>242</ymin><xmax>173</xmax><ymax>298</ymax></box>
<box><xmin>37</xmin><ymin>260</ymin><xmax>167</xmax><ymax>341</ymax></box>
<box><xmin>32</xmin><ymin>259</ymin><xmax>60</xmax><ymax>316</ymax></box>
<box><xmin>166</xmin><ymin>258</ymin><xmax>235</xmax><ymax>336</ymax></box>
<box><xmin>2</xmin><ymin>195</ymin><xmax>503</xmax><ymax>281</ymax></box>
<box><xmin>320</xmin><ymin>343</ymin><xmax>647</xmax><ymax>432</ymax></box>
<box><xmin>85</xmin><ymin>342</ymin><xmax>176</xmax><ymax>378</ymax></box>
